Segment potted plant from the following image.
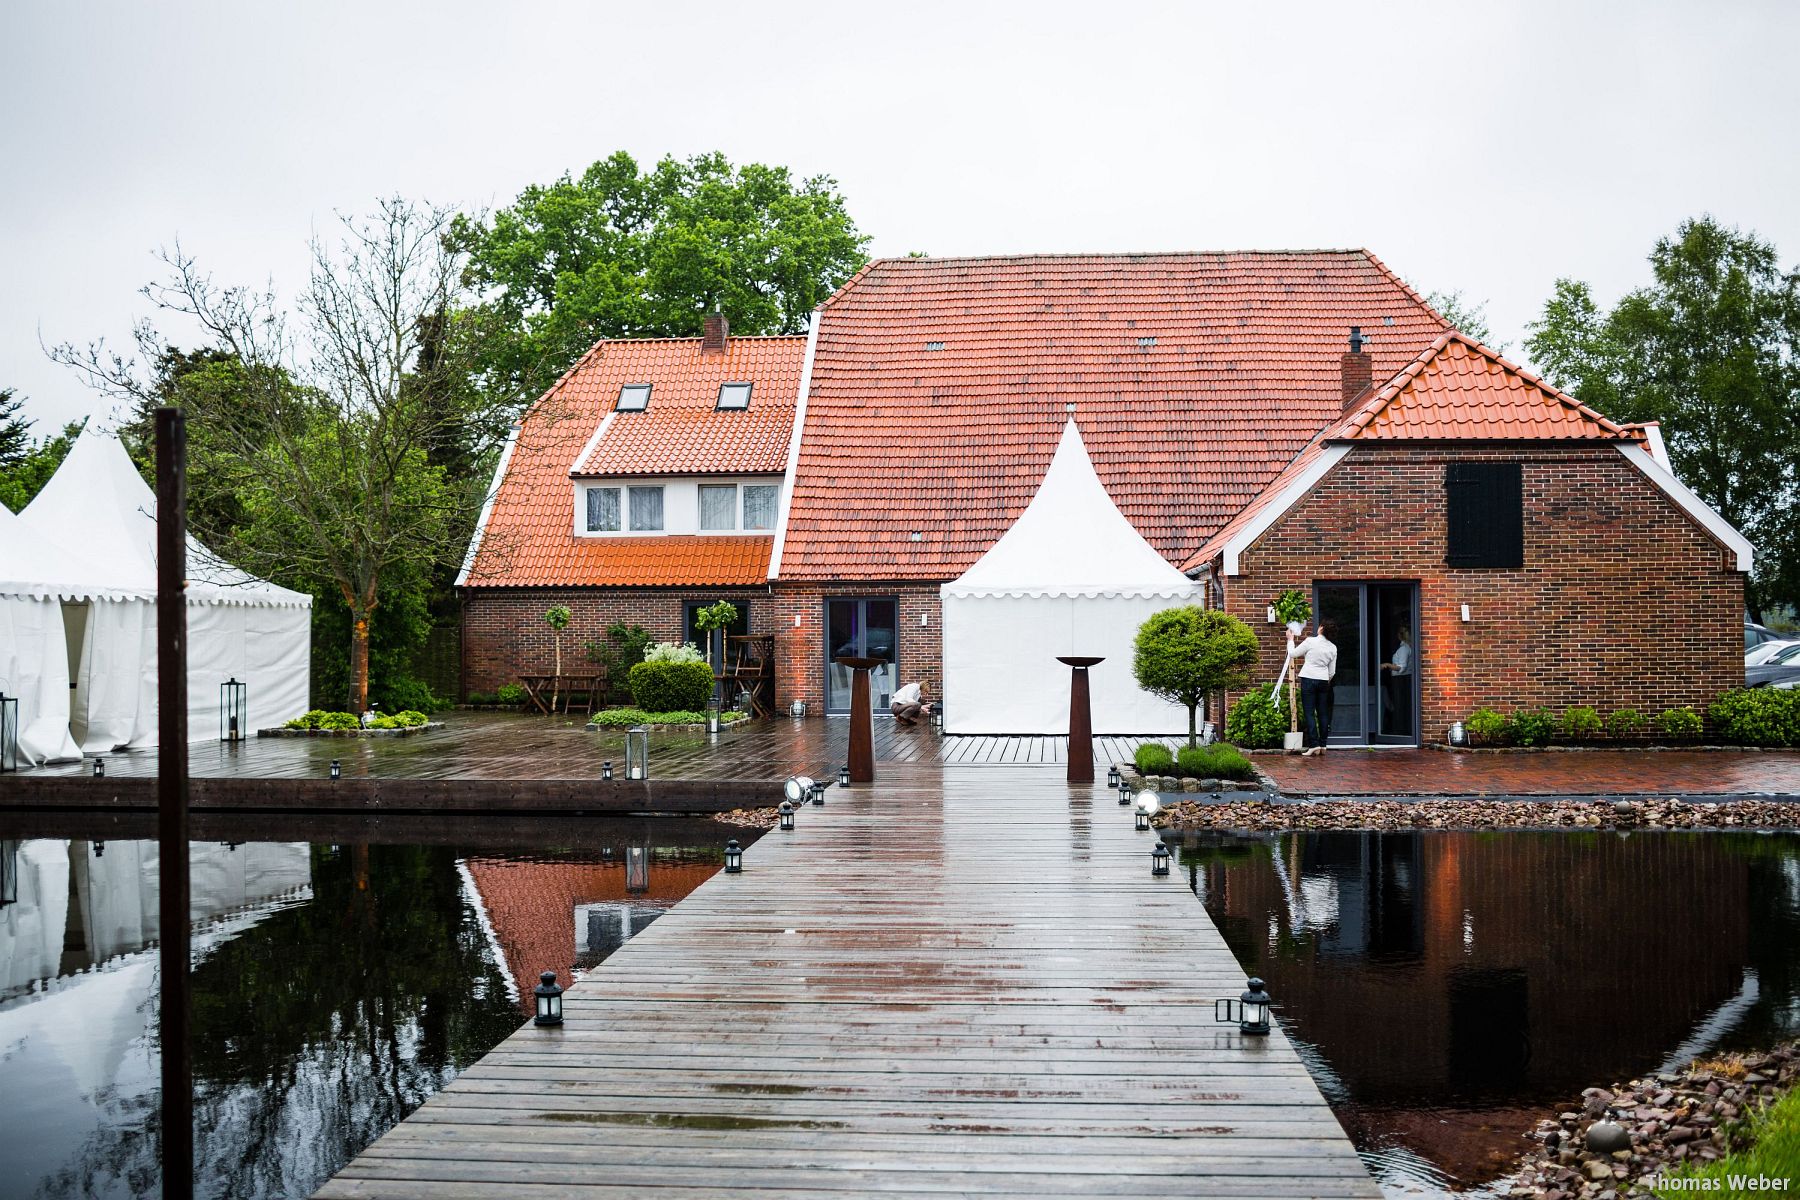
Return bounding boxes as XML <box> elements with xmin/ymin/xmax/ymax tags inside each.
<box><xmin>544</xmin><ymin>605</ymin><xmax>572</xmax><ymax>710</ymax></box>
<box><xmin>1272</xmin><ymin>589</ymin><xmax>1313</xmax><ymax>752</ymax></box>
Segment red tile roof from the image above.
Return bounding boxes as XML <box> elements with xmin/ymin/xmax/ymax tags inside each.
<box><xmin>1329</xmin><ymin>333</ymin><xmax>1636</xmax><ymax>441</ymax></box>
<box><xmin>463</xmin><ymin>336</ymin><xmax>803</xmax><ymax>588</ymax></box>
<box><xmin>776</xmin><ymin>252</ymin><xmax>1451</xmax><ymax>580</ymax></box>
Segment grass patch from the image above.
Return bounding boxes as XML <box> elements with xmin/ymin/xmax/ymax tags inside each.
<box><xmin>1656</xmin><ymin>1083</ymin><xmax>1800</xmax><ymax>1195</ymax></box>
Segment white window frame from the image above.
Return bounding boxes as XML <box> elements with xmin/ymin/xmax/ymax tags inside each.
<box><xmin>585</xmin><ymin>486</ymin><xmax>621</xmax><ymax>532</ymax></box>
<box><xmin>699</xmin><ymin>483</ymin><xmax>738</xmax><ymax>531</ymax></box>
<box><xmin>742</xmin><ymin>483</ymin><xmax>779</xmax><ymax>531</ymax></box>
<box><xmin>628</xmin><ymin>485</ymin><xmax>665</xmax><ymax>531</ymax></box>
<box><xmin>616</xmin><ymin>383</ymin><xmax>651</xmax><ymax>412</ymax></box>
<box><xmin>716</xmin><ymin>382</ymin><xmax>753</xmax><ymax>411</ymax></box>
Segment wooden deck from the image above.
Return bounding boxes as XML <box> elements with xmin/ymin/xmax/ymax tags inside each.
<box><xmin>316</xmin><ymin>764</ymin><xmax>1377</xmax><ymax>1199</ymax></box>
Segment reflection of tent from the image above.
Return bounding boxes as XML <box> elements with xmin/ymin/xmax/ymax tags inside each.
<box><xmin>15</xmin><ymin>425</ymin><xmax>311</xmax><ymax>748</ymax></box>
<box><xmin>940</xmin><ymin>420</ymin><xmax>1204</xmax><ymax>734</ymax></box>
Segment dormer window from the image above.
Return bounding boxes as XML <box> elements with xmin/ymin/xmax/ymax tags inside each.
<box><xmin>616</xmin><ymin>383</ymin><xmax>651</xmax><ymax>412</ymax></box>
<box><xmin>716</xmin><ymin>382</ymin><xmax>752</xmax><ymax>411</ymax></box>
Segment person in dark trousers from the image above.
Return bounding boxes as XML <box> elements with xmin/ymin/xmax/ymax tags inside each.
<box><xmin>1288</xmin><ymin>621</ymin><xmax>1339</xmax><ymax>755</ymax></box>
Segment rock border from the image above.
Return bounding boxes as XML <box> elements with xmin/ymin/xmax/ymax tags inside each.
<box><xmin>258</xmin><ymin>722</ymin><xmax>444</xmax><ymax>739</ymax></box>
<box><xmin>1153</xmin><ymin>796</ymin><xmax>1800</xmax><ymax>832</ymax></box>
<box><xmin>583</xmin><ymin>716</ymin><xmax>753</xmax><ymax>734</ymax></box>
<box><xmin>1117</xmin><ymin>764</ymin><xmax>1275</xmax><ymax>796</ymax></box>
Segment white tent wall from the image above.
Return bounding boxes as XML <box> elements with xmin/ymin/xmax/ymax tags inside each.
<box><xmin>0</xmin><ymin>595</ymin><xmax>81</xmax><ymax>763</ymax></box>
<box><xmin>242</xmin><ymin>602</ymin><xmax>312</xmax><ymax>731</ymax></box>
<box><xmin>70</xmin><ymin>598</ymin><xmax>157</xmax><ymax>752</ymax></box>
<box><xmin>942</xmin><ymin>592</ymin><xmax>1200</xmax><ymax>735</ymax></box>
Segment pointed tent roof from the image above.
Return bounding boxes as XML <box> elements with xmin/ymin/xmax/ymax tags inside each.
<box><xmin>942</xmin><ymin>419</ymin><xmax>1199</xmax><ymax>599</ymax></box>
<box><xmin>21</xmin><ymin>424</ymin><xmax>309</xmax><ymax>607</ymax></box>
<box><xmin>0</xmin><ymin>500</ymin><xmax>132</xmax><ymax>600</ymax></box>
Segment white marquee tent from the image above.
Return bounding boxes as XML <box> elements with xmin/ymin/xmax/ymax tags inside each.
<box><xmin>0</xmin><ymin>504</ymin><xmax>91</xmax><ymax>763</ymax></box>
<box><xmin>940</xmin><ymin>419</ymin><xmax>1204</xmax><ymax>735</ymax></box>
<box><xmin>11</xmin><ymin>425</ymin><xmax>311</xmax><ymax>752</ymax></box>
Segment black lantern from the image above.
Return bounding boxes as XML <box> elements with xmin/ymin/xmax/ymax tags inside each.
<box><xmin>1151</xmin><ymin>841</ymin><xmax>1170</xmax><ymax>876</ymax></box>
<box><xmin>329</xmin><ymin>759</ymin><xmax>341</xmax><ymax>780</ymax></box>
<box><xmin>602</xmin><ymin>760</ymin><xmax>614</xmax><ymax>781</ymax></box>
<box><xmin>783</xmin><ymin>775</ymin><xmax>814</xmax><ymax>804</ymax></box>
<box><xmin>1117</xmin><ymin>779</ymin><xmax>1131</xmax><ymax>805</ymax></box>
<box><xmin>1213</xmin><ymin>976</ymin><xmax>1272</xmax><ymax>1036</ymax></box>
<box><xmin>1135</xmin><ymin>808</ymin><xmax>1151</xmax><ymax>832</ymax></box>
<box><xmin>0</xmin><ymin>692</ymin><xmax>18</xmax><ymax>774</ymax></box>
<box><xmin>1106</xmin><ymin>763</ymin><xmax>1120</xmax><ymax>788</ymax></box>
<box><xmin>810</xmin><ymin>782</ymin><xmax>825</xmax><ymax>806</ymax></box>
<box><xmin>533</xmin><ymin>970</ymin><xmax>564</xmax><ymax>1026</ymax></box>
<box><xmin>838</xmin><ymin>764</ymin><xmax>850</xmax><ymax>787</ymax></box>
<box><xmin>625</xmin><ymin>726</ymin><xmax>650</xmax><ymax>780</ymax></box>
<box><xmin>724</xmin><ymin>839</ymin><xmax>743</xmax><ymax>873</ymax></box>
<box><xmin>220</xmin><ymin>677</ymin><xmax>248</xmax><ymax>742</ymax></box>
<box><xmin>93</xmin><ymin>756</ymin><xmax>106</xmax><ymax>778</ymax></box>
<box><xmin>929</xmin><ymin>706</ymin><xmax>943</xmax><ymax>731</ymax></box>
<box><xmin>778</xmin><ymin>801</ymin><xmax>795</xmax><ymax>832</ymax></box>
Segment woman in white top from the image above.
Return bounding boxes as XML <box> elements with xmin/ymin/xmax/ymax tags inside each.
<box><xmin>1288</xmin><ymin>623</ymin><xmax>1338</xmax><ymax>754</ymax></box>
<box><xmin>1380</xmin><ymin>627</ymin><xmax>1414</xmax><ymax>737</ymax></box>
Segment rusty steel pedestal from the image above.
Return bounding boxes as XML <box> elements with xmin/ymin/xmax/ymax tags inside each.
<box><xmin>836</xmin><ymin>656</ymin><xmax>886</xmax><ymax>784</ymax></box>
<box><xmin>1058</xmin><ymin>656</ymin><xmax>1105</xmax><ymax>784</ymax></box>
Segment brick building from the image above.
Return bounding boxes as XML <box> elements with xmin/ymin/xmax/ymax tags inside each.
<box><xmin>460</xmin><ymin>253</ymin><xmax>1749</xmax><ymax>742</ymax></box>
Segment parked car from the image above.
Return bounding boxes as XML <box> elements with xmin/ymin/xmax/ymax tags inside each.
<box><xmin>1746</xmin><ymin>641</ymin><xmax>1800</xmax><ymax>688</ymax></box>
<box><xmin>1747</xmin><ymin>639</ymin><xmax>1800</xmax><ymax>666</ymax></box>
<box><xmin>1746</xmin><ymin>621</ymin><xmax>1786</xmax><ymax>651</ymax></box>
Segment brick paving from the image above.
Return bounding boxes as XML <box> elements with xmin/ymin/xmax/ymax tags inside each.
<box><xmin>1259</xmin><ymin>747</ymin><xmax>1800</xmax><ymax>797</ymax></box>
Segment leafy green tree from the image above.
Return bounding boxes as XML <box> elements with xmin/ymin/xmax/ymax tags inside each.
<box><xmin>1133</xmin><ymin>607</ymin><xmax>1261</xmax><ymax>747</ymax></box>
<box><xmin>1525</xmin><ymin>216</ymin><xmax>1800</xmax><ymax>615</ymax></box>
<box><xmin>0</xmin><ymin>387</ymin><xmax>32</xmax><ymax>468</ymax></box>
<box><xmin>1425</xmin><ymin>290</ymin><xmax>1503</xmax><ymax>350</ymax></box>
<box><xmin>453</xmin><ymin>151</ymin><xmax>869</xmax><ymax>401</ymax></box>
<box><xmin>0</xmin><ymin>418</ymin><xmax>82</xmax><ymax>513</ymax></box>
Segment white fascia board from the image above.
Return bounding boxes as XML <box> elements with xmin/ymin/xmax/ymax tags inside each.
<box><xmin>1221</xmin><ymin>444</ymin><xmax>1352</xmax><ymax>575</ymax></box>
<box><xmin>455</xmin><ymin>422</ymin><xmax>521</xmax><ymax>587</ymax></box>
<box><xmin>766</xmin><ymin>310</ymin><xmax>821</xmax><ymax>580</ymax></box>
<box><xmin>1642</xmin><ymin>424</ymin><xmax>1671</xmax><ymax>471</ymax></box>
<box><xmin>1615</xmin><ymin>443</ymin><xmax>1753</xmax><ymax>572</ymax></box>
<box><xmin>569</xmin><ymin>411</ymin><xmax>616</xmax><ymax>476</ymax></box>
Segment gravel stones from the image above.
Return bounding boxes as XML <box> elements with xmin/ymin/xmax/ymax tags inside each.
<box><xmin>1154</xmin><ymin>796</ymin><xmax>1799</xmax><ymax>833</ymax></box>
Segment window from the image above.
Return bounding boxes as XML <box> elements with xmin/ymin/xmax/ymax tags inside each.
<box><xmin>1445</xmin><ymin>462</ymin><xmax>1523</xmax><ymax>568</ymax></box>
<box><xmin>584</xmin><ymin>486</ymin><xmax>620</xmax><ymax>532</ymax></box>
<box><xmin>925</xmin><ymin>341</ymin><xmax>945</xmax><ymax>351</ymax></box>
<box><xmin>743</xmin><ymin>484</ymin><xmax>778</xmax><ymax>531</ymax></box>
<box><xmin>716</xmin><ymin>382</ymin><xmax>752</xmax><ymax>410</ymax></box>
<box><xmin>628</xmin><ymin>485</ymin><xmax>664</xmax><ymax>531</ymax></box>
<box><xmin>615</xmin><ymin>384</ymin><xmax>651</xmax><ymax>412</ymax></box>
<box><xmin>700</xmin><ymin>484</ymin><xmax>737</xmax><ymax>531</ymax></box>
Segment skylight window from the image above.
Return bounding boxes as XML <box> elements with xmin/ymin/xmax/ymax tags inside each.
<box><xmin>925</xmin><ymin>341</ymin><xmax>945</xmax><ymax>351</ymax></box>
<box><xmin>1137</xmin><ymin>336</ymin><xmax>1156</xmax><ymax>349</ymax></box>
<box><xmin>616</xmin><ymin>383</ymin><xmax>651</xmax><ymax>412</ymax></box>
<box><xmin>716</xmin><ymin>382</ymin><xmax>753</xmax><ymax>410</ymax></box>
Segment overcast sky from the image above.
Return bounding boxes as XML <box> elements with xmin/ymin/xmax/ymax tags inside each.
<box><xmin>3</xmin><ymin>0</ymin><xmax>1796</xmax><ymax>431</ymax></box>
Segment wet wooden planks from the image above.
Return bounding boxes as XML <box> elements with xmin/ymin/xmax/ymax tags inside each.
<box><xmin>315</xmin><ymin>764</ymin><xmax>1376</xmax><ymax>1199</ymax></box>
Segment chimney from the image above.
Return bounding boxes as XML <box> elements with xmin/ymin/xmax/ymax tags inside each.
<box><xmin>702</xmin><ymin>312</ymin><xmax>728</xmax><ymax>355</ymax></box>
<box><xmin>1341</xmin><ymin>326</ymin><xmax>1372</xmax><ymax>411</ymax></box>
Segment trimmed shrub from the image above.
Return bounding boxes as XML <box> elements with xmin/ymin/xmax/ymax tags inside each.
<box><xmin>1225</xmin><ymin>681</ymin><xmax>1289</xmax><ymax>750</ymax></box>
<box><xmin>1508</xmin><ymin>707</ymin><xmax>1556</xmax><ymax>747</ymax></box>
<box><xmin>316</xmin><ymin>712</ymin><xmax>360</xmax><ymax>730</ymax></box>
<box><xmin>464</xmin><ymin>691</ymin><xmax>496</xmax><ymax>706</ymax></box>
<box><xmin>373</xmin><ymin>677</ymin><xmax>447</xmax><ymax>715</ymax></box>
<box><xmin>1176</xmin><ymin>744</ymin><xmax>1257</xmax><ymax>781</ymax></box>
<box><xmin>1655</xmin><ymin>706</ymin><xmax>1704</xmax><ymax>740</ymax></box>
<box><xmin>495</xmin><ymin>683</ymin><xmax>527</xmax><ymax>705</ymax></box>
<box><xmin>628</xmin><ymin>660</ymin><xmax>715</xmax><ymax>713</ymax></box>
<box><xmin>1134</xmin><ymin>743</ymin><xmax>1176</xmax><ymax>774</ymax></box>
<box><xmin>642</xmin><ymin>641</ymin><xmax>705</xmax><ymax>664</ymax></box>
<box><xmin>393</xmin><ymin>710</ymin><xmax>429</xmax><ymax>727</ymax></box>
<box><xmin>1708</xmin><ymin>688</ymin><xmax>1800</xmax><ymax>747</ymax></box>
<box><xmin>370</xmin><ymin>715</ymin><xmax>402</xmax><ymax>729</ymax></box>
<box><xmin>1558</xmin><ymin>705</ymin><xmax>1603</xmax><ymax>742</ymax></box>
<box><xmin>285</xmin><ymin>709</ymin><xmax>332</xmax><ymax>730</ymax></box>
<box><xmin>1605</xmin><ymin>708</ymin><xmax>1647</xmax><ymax>740</ymax></box>
<box><xmin>1465</xmin><ymin>707</ymin><xmax>1509</xmax><ymax>746</ymax></box>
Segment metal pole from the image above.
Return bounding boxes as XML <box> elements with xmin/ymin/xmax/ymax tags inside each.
<box><xmin>156</xmin><ymin>407</ymin><xmax>193</xmax><ymax>1200</ymax></box>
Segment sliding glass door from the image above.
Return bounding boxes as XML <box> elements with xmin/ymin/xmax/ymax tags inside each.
<box><xmin>824</xmin><ymin>598</ymin><xmax>898</xmax><ymax>714</ymax></box>
<box><xmin>1312</xmin><ymin>582</ymin><xmax>1419</xmax><ymax>746</ymax></box>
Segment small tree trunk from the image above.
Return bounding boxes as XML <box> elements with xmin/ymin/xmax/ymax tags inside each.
<box><xmin>349</xmin><ymin>608</ymin><xmax>372</xmax><ymax>714</ymax></box>
<box><xmin>1287</xmin><ymin>636</ymin><xmax>1301</xmax><ymax>734</ymax></box>
<box><xmin>551</xmin><ymin>631</ymin><xmax>562</xmax><ymax>712</ymax></box>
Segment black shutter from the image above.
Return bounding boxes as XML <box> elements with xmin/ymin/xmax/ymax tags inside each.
<box><xmin>1445</xmin><ymin>462</ymin><xmax>1523</xmax><ymax>568</ymax></box>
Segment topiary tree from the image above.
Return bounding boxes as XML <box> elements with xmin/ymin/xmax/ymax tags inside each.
<box><xmin>1133</xmin><ymin>606</ymin><xmax>1261</xmax><ymax>748</ymax></box>
<box><xmin>544</xmin><ymin>605</ymin><xmax>572</xmax><ymax>709</ymax></box>
<box><xmin>691</xmin><ymin>601</ymin><xmax>739</xmax><ymax>701</ymax></box>
<box><xmin>1271</xmin><ymin>589</ymin><xmax>1313</xmax><ymax>737</ymax></box>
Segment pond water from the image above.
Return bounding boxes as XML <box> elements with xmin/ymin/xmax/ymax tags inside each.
<box><xmin>1172</xmin><ymin>828</ymin><xmax>1800</xmax><ymax>1197</ymax></box>
<box><xmin>0</xmin><ymin>814</ymin><xmax>754</xmax><ymax>1200</ymax></box>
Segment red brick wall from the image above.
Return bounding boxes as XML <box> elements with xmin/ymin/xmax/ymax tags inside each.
<box><xmin>460</xmin><ymin>587</ymin><xmax>771</xmax><ymax>697</ymax></box>
<box><xmin>1220</xmin><ymin>443</ymin><xmax>1743</xmax><ymax>741</ymax></box>
<box><xmin>763</xmin><ymin>584</ymin><xmax>942</xmax><ymax>712</ymax></box>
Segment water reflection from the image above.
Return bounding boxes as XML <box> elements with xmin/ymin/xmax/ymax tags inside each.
<box><xmin>0</xmin><ymin>820</ymin><xmax>748</xmax><ymax>1199</ymax></box>
<box><xmin>1175</xmin><ymin>829</ymin><xmax>1800</xmax><ymax>1195</ymax></box>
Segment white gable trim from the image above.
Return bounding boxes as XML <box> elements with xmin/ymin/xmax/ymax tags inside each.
<box><xmin>1615</xmin><ymin>444</ymin><xmax>1753</xmax><ymax>572</ymax></box>
<box><xmin>1220</xmin><ymin>444</ymin><xmax>1352</xmax><ymax>575</ymax></box>
<box><xmin>569</xmin><ymin>410</ymin><xmax>617</xmax><ymax>476</ymax></box>
<box><xmin>766</xmin><ymin>310</ymin><xmax>820</xmax><ymax>579</ymax></box>
<box><xmin>455</xmin><ymin>422</ymin><xmax>521</xmax><ymax>587</ymax></box>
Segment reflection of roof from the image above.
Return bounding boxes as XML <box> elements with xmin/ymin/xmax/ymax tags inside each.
<box><xmin>462</xmin><ymin>336</ymin><xmax>804</xmax><ymax>588</ymax></box>
<box><xmin>778</xmin><ymin>252</ymin><xmax>1451</xmax><ymax>581</ymax></box>
<box><xmin>463</xmin><ymin>858</ymin><xmax>715</xmax><ymax>1013</ymax></box>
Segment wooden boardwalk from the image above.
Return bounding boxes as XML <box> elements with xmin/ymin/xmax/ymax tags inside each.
<box><xmin>316</xmin><ymin>764</ymin><xmax>1376</xmax><ymax>1198</ymax></box>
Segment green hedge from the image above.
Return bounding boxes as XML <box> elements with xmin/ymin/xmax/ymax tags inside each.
<box><xmin>588</xmin><ymin>708</ymin><xmax>745</xmax><ymax>727</ymax></box>
<box><xmin>1176</xmin><ymin>744</ymin><xmax>1257</xmax><ymax>781</ymax></box>
<box><xmin>1708</xmin><ymin>688</ymin><xmax>1800</xmax><ymax>746</ymax></box>
<box><xmin>1134</xmin><ymin>744</ymin><xmax>1176</xmax><ymax>774</ymax></box>
<box><xmin>1225</xmin><ymin>681</ymin><xmax>1288</xmax><ymax>749</ymax></box>
<box><xmin>495</xmin><ymin>683</ymin><xmax>527</xmax><ymax>705</ymax></box>
<box><xmin>627</xmin><ymin>660</ymin><xmax>714</xmax><ymax>712</ymax></box>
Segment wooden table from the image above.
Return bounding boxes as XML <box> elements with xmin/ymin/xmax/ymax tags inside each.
<box><xmin>516</xmin><ymin>673</ymin><xmax>607</xmax><ymax>716</ymax></box>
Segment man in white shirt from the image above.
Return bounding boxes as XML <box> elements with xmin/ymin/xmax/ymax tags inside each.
<box><xmin>1288</xmin><ymin>623</ymin><xmax>1338</xmax><ymax>755</ymax></box>
<box><xmin>891</xmin><ymin>680</ymin><xmax>931</xmax><ymax>725</ymax></box>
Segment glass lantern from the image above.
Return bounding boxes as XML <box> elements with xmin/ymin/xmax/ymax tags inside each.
<box><xmin>706</xmin><ymin>700</ymin><xmax>721</xmax><ymax>735</ymax></box>
<box><xmin>626</xmin><ymin>845</ymin><xmax>648</xmax><ymax>893</ymax></box>
<box><xmin>93</xmin><ymin>756</ymin><xmax>106</xmax><ymax>778</ymax></box>
<box><xmin>329</xmin><ymin>759</ymin><xmax>341</xmax><ymax>780</ymax></box>
<box><xmin>1151</xmin><ymin>841</ymin><xmax>1171</xmax><ymax>876</ymax></box>
<box><xmin>220</xmin><ymin>677</ymin><xmax>248</xmax><ymax>742</ymax></box>
<box><xmin>602</xmin><ymin>760</ymin><xmax>614</xmax><ymax>781</ymax></box>
<box><xmin>0</xmin><ymin>692</ymin><xmax>18</xmax><ymax>774</ymax></box>
<box><xmin>1238</xmin><ymin>977</ymin><xmax>1271</xmax><ymax>1036</ymax></box>
<box><xmin>778</xmin><ymin>801</ymin><xmax>795</xmax><ymax>832</ymax></box>
<box><xmin>788</xmin><ymin>699</ymin><xmax>806</xmax><ymax>718</ymax></box>
<box><xmin>1106</xmin><ymin>763</ymin><xmax>1120</xmax><ymax>788</ymax></box>
<box><xmin>0</xmin><ymin>840</ymin><xmax>17</xmax><ymax>906</ymax></box>
<box><xmin>838</xmin><ymin>764</ymin><xmax>850</xmax><ymax>787</ymax></box>
<box><xmin>810</xmin><ymin>782</ymin><xmax>825</xmax><ymax>806</ymax></box>
<box><xmin>1117</xmin><ymin>779</ymin><xmax>1132</xmax><ymax>805</ymax></box>
<box><xmin>533</xmin><ymin>970</ymin><xmax>564</xmax><ymax>1026</ymax></box>
<box><xmin>724</xmin><ymin>839</ymin><xmax>743</xmax><ymax>873</ymax></box>
<box><xmin>625</xmin><ymin>726</ymin><xmax>650</xmax><ymax>780</ymax></box>
<box><xmin>1135</xmin><ymin>808</ymin><xmax>1151</xmax><ymax>832</ymax></box>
